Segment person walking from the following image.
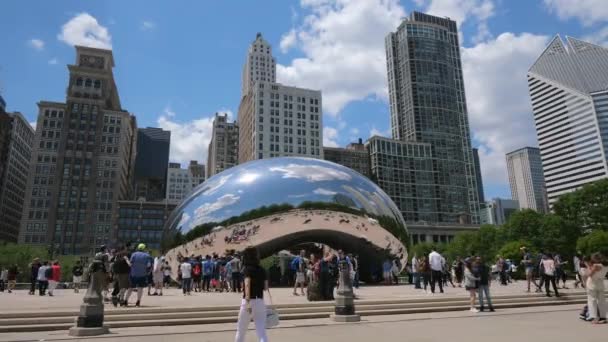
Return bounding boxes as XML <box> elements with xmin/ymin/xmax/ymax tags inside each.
<box><xmin>152</xmin><ymin>256</ymin><xmax>164</xmax><ymax>296</ymax></box>
<box><xmin>476</xmin><ymin>257</ymin><xmax>495</xmax><ymax>312</ymax></box>
<box><xmin>37</xmin><ymin>261</ymin><xmax>50</xmax><ymax>296</ymax></box>
<box><xmin>6</xmin><ymin>264</ymin><xmax>18</xmax><ymax>293</ymax></box>
<box><xmin>453</xmin><ymin>256</ymin><xmax>464</xmax><ymax>287</ymax></box>
<box><xmin>429</xmin><ymin>248</ymin><xmax>444</xmax><ymax>294</ymax></box>
<box><xmin>234</xmin><ymin>246</ymin><xmax>269</xmax><ymax>342</ymax></box>
<box><xmin>163</xmin><ymin>261</ymin><xmax>172</xmax><ymax>288</ymax></box>
<box><xmin>520</xmin><ymin>247</ymin><xmax>536</xmax><ymax>292</ymax></box>
<box><xmin>574</xmin><ymin>253</ymin><xmax>584</xmax><ymax>289</ymax></box>
<box><xmin>48</xmin><ymin>261</ymin><xmax>61</xmax><ymax>296</ymax></box>
<box><xmin>554</xmin><ymin>253</ymin><xmax>568</xmax><ymax>289</ymax></box>
<box><xmin>180</xmin><ymin>257</ymin><xmax>193</xmax><ymax>296</ymax></box>
<box><xmin>411</xmin><ymin>255</ymin><xmax>421</xmax><ymax>289</ymax></box>
<box><xmin>541</xmin><ymin>253</ymin><xmax>559</xmax><ymax>297</ymax></box>
<box><xmin>113</xmin><ymin>251</ymin><xmax>131</xmax><ymax>307</ymax></box>
<box><xmin>29</xmin><ymin>258</ymin><xmax>41</xmax><ymax>295</ymax></box>
<box><xmin>292</xmin><ymin>250</ymin><xmax>307</xmax><ymax>296</ymax></box>
<box><xmin>230</xmin><ymin>254</ymin><xmax>243</xmax><ymax>293</ymax></box>
<box><xmin>419</xmin><ymin>256</ymin><xmax>431</xmax><ymax>292</ymax></box>
<box><xmin>72</xmin><ymin>261</ymin><xmax>83</xmax><ymax>293</ymax></box>
<box><xmin>464</xmin><ymin>259</ymin><xmax>480</xmax><ymax>313</ymax></box>
<box><xmin>0</xmin><ymin>266</ymin><xmax>7</xmax><ymax>292</ymax></box>
<box><xmin>585</xmin><ymin>253</ymin><xmax>607</xmax><ymax>324</ymax></box>
<box><xmin>124</xmin><ymin>244</ymin><xmax>152</xmax><ymax>307</ymax></box>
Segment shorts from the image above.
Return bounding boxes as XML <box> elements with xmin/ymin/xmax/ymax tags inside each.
<box><xmin>129</xmin><ymin>275</ymin><xmax>148</xmax><ymax>288</ymax></box>
<box><xmin>465</xmin><ymin>286</ymin><xmax>477</xmax><ymax>291</ymax></box>
<box><xmin>117</xmin><ymin>274</ymin><xmax>130</xmax><ymax>289</ymax></box>
<box><xmin>295</xmin><ymin>272</ymin><xmax>306</xmax><ymax>284</ymax></box>
<box><xmin>72</xmin><ymin>276</ymin><xmax>82</xmax><ymax>283</ymax></box>
<box><xmin>525</xmin><ymin>268</ymin><xmax>533</xmax><ymax>276</ymax></box>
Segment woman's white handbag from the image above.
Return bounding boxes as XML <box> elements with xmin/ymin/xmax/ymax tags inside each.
<box><xmin>265</xmin><ymin>289</ymin><xmax>280</xmax><ymax>328</ymax></box>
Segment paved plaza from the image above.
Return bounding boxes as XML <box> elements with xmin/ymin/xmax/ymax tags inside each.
<box><xmin>0</xmin><ymin>305</ymin><xmax>605</xmax><ymax>342</ymax></box>
<box><xmin>1</xmin><ymin>280</ymin><xmax>603</xmax><ymax>312</ymax></box>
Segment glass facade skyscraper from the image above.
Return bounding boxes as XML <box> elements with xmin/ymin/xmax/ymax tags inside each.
<box><xmin>134</xmin><ymin>127</ymin><xmax>170</xmax><ymax>201</ymax></box>
<box><xmin>385</xmin><ymin>12</ymin><xmax>480</xmax><ymax>224</ymax></box>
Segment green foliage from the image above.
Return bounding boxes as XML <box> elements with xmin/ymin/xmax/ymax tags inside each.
<box><xmin>410</xmin><ymin>242</ymin><xmax>447</xmax><ymax>258</ymax></box>
<box><xmin>576</xmin><ymin>230</ymin><xmax>608</xmax><ymax>256</ymax></box>
<box><xmin>553</xmin><ymin>178</ymin><xmax>608</xmax><ymax>232</ymax></box>
<box><xmin>497</xmin><ymin>240</ymin><xmax>533</xmax><ymax>264</ymax></box>
<box><xmin>0</xmin><ymin>243</ymin><xmax>81</xmax><ymax>282</ymax></box>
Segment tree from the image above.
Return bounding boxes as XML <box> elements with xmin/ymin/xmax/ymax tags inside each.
<box><xmin>502</xmin><ymin>209</ymin><xmax>544</xmax><ymax>249</ymax></box>
<box><xmin>553</xmin><ymin>179</ymin><xmax>608</xmax><ymax>232</ymax></box>
<box><xmin>576</xmin><ymin>230</ymin><xmax>608</xmax><ymax>256</ymax></box>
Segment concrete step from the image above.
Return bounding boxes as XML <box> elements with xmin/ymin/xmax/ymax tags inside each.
<box><xmin>0</xmin><ymin>291</ymin><xmax>590</xmax><ymax>320</ymax></box>
<box><xmin>0</xmin><ymin>293</ymin><xmax>589</xmax><ymax>326</ymax></box>
<box><xmin>0</xmin><ymin>295</ymin><xmax>589</xmax><ymax>333</ymax></box>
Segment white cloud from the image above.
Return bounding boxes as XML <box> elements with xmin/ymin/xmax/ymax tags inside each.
<box><xmin>58</xmin><ymin>13</ymin><xmax>112</xmax><ymax>49</ymax></box>
<box><xmin>29</xmin><ymin>121</ymin><xmax>37</xmax><ymax>130</ymax></box>
<box><xmin>584</xmin><ymin>26</ymin><xmax>608</xmax><ymax>46</ymax></box>
<box><xmin>141</xmin><ymin>20</ymin><xmax>156</xmax><ymax>31</ymax></box>
<box><xmin>280</xmin><ymin>29</ymin><xmax>297</xmax><ymax>53</ymax></box>
<box><xmin>323</xmin><ymin>126</ymin><xmax>339</xmax><ymax>147</ymax></box>
<box><xmin>461</xmin><ymin>32</ymin><xmax>550</xmax><ymax>186</ymax></box>
<box><xmin>313</xmin><ymin>188</ymin><xmax>337</xmax><ymax>196</ymax></box>
<box><xmin>156</xmin><ymin>108</ymin><xmax>231</xmax><ymax>166</ymax></box>
<box><xmin>543</xmin><ymin>0</ymin><xmax>608</xmax><ymax>26</ymax></box>
<box><xmin>277</xmin><ymin>0</ymin><xmax>406</xmax><ymax>115</ymax></box>
<box><xmin>417</xmin><ymin>0</ymin><xmax>496</xmax><ymax>43</ymax></box>
<box><xmin>28</xmin><ymin>39</ymin><xmax>45</xmax><ymax>50</ymax></box>
<box><xmin>48</xmin><ymin>58</ymin><xmax>58</xmax><ymax>65</ymax></box>
<box><xmin>370</xmin><ymin>127</ymin><xmax>389</xmax><ymax>137</ymax></box>
<box><xmin>192</xmin><ymin>193</ymin><xmax>240</xmax><ymax>226</ymax></box>
<box><xmin>270</xmin><ymin>163</ymin><xmax>352</xmax><ymax>182</ymax></box>
<box><xmin>349</xmin><ymin>127</ymin><xmax>359</xmax><ymax>135</ymax></box>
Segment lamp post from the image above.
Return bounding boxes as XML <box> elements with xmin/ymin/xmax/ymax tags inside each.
<box><xmin>332</xmin><ymin>259</ymin><xmax>360</xmax><ymax>322</ymax></box>
<box><xmin>68</xmin><ymin>253</ymin><xmax>109</xmax><ymax>336</ymax></box>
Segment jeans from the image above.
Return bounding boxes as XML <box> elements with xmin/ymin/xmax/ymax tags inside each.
<box><xmin>203</xmin><ymin>275</ymin><xmax>211</xmax><ymax>291</ymax></box>
<box><xmin>38</xmin><ymin>280</ymin><xmax>48</xmax><ymax>295</ymax></box>
<box><xmin>413</xmin><ymin>272</ymin><xmax>421</xmax><ymax>289</ymax></box>
<box><xmin>232</xmin><ymin>272</ymin><xmax>241</xmax><ymax>292</ymax></box>
<box><xmin>235</xmin><ymin>298</ymin><xmax>267</xmax><ymax>342</ymax></box>
<box><xmin>478</xmin><ymin>285</ymin><xmax>493</xmax><ymax>309</ymax></box>
<box><xmin>543</xmin><ymin>274</ymin><xmax>559</xmax><ymax>296</ymax></box>
<box><xmin>430</xmin><ymin>270</ymin><xmax>444</xmax><ymax>293</ymax></box>
<box><xmin>182</xmin><ymin>277</ymin><xmax>192</xmax><ymax>294</ymax></box>
<box><xmin>30</xmin><ymin>277</ymin><xmax>37</xmax><ymax>293</ymax></box>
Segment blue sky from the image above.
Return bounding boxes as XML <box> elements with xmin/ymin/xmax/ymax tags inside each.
<box><xmin>1</xmin><ymin>0</ymin><xmax>607</xmax><ymax>200</ymax></box>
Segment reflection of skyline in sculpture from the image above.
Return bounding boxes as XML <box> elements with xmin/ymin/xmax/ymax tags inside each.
<box><xmin>163</xmin><ymin>157</ymin><xmax>408</xmax><ymax>281</ymax></box>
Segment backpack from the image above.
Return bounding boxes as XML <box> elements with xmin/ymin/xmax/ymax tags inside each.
<box><xmin>45</xmin><ymin>267</ymin><xmax>53</xmax><ymax>279</ymax></box>
<box><xmin>193</xmin><ymin>264</ymin><xmax>201</xmax><ymax>276</ymax></box>
<box><xmin>291</xmin><ymin>257</ymin><xmax>300</xmax><ymax>271</ymax></box>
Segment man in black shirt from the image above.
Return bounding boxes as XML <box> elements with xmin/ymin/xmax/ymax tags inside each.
<box><xmin>72</xmin><ymin>261</ymin><xmax>84</xmax><ymax>293</ymax></box>
<box><xmin>475</xmin><ymin>256</ymin><xmax>495</xmax><ymax>312</ymax></box>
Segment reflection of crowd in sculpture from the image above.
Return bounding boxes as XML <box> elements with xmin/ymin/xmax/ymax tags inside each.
<box><xmin>224</xmin><ymin>224</ymin><xmax>261</xmax><ymax>244</ymax></box>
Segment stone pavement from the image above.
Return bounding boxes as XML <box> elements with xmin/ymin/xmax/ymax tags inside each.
<box><xmin>1</xmin><ymin>305</ymin><xmax>605</xmax><ymax>342</ymax></box>
<box><xmin>2</xmin><ymin>280</ymin><xmax>603</xmax><ymax>312</ymax></box>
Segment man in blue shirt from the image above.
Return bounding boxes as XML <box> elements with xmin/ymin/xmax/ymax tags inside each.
<box><xmin>202</xmin><ymin>255</ymin><xmax>213</xmax><ymax>292</ymax></box>
<box><xmin>125</xmin><ymin>243</ymin><xmax>152</xmax><ymax>307</ymax></box>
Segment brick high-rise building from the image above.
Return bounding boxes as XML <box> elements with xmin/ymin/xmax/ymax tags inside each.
<box><xmin>0</xmin><ymin>99</ymin><xmax>35</xmax><ymax>242</ymax></box>
<box><xmin>207</xmin><ymin>113</ymin><xmax>238</xmax><ymax>177</ymax></box>
<box><xmin>19</xmin><ymin>46</ymin><xmax>137</xmax><ymax>255</ymax></box>
<box><xmin>238</xmin><ymin>33</ymin><xmax>323</xmax><ymax>163</ymax></box>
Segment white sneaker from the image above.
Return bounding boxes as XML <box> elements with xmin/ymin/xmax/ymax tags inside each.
<box><xmin>470</xmin><ymin>308</ymin><xmax>479</xmax><ymax>313</ymax></box>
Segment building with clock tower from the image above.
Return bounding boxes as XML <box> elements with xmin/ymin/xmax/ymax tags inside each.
<box><xmin>19</xmin><ymin>46</ymin><xmax>137</xmax><ymax>255</ymax></box>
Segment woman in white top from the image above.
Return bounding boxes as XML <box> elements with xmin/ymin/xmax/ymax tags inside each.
<box><xmin>541</xmin><ymin>254</ymin><xmax>559</xmax><ymax>297</ymax></box>
<box><xmin>585</xmin><ymin>253</ymin><xmax>607</xmax><ymax>324</ymax></box>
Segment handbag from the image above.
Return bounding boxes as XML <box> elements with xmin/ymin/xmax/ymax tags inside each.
<box><xmin>265</xmin><ymin>289</ymin><xmax>280</xmax><ymax>328</ymax></box>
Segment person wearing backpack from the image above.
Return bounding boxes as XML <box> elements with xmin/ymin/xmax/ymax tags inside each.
<box><xmin>192</xmin><ymin>257</ymin><xmax>202</xmax><ymax>292</ymax></box>
<box><xmin>37</xmin><ymin>261</ymin><xmax>50</xmax><ymax>296</ymax></box>
<box><xmin>292</xmin><ymin>250</ymin><xmax>307</xmax><ymax>296</ymax></box>
<box><xmin>202</xmin><ymin>255</ymin><xmax>213</xmax><ymax>292</ymax></box>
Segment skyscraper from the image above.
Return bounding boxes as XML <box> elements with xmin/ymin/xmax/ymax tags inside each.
<box><xmin>188</xmin><ymin>160</ymin><xmax>205</xmax><ymax>188</ymax></box>
<box><xmin>0</xmin><ymin>106</ymin><xmax>35</xmax><ymax>242</ymax></box>
<box><xmin>323</xmin><ymin>139</ymin><xmax>371</xmax><ymax>178</ymax></box>
<box><xmin>527</xmin><ymin>36</ymin><xmax>608</xmax><ymax>206</ymax></box>
<box><xmin>134</xmin><ymin>127</ymin><xmax>170</xmax><ymax>201</ymax></box>
<box><xmin>506</xmin><ymin>147</ymin><xmax>548</xmax><ymax>213</ymax></box>
<box><xmin>207</xmin><ymin>113</ymin><xmax>238</xmax><ymax>177</ymax></box>
<box><xmin>166</xmin><ymin>161</ymin><xmax>205</xmax><ymax>204</ymax></box>
<box><xmin>238</xmin><ymin>33</ymin><xmax>323</xmax><ymax>163</ymax></box>
<box><xmin>19</xmin><ymin>46</ymin><xmax>137</xmax><ymax>255</ymax></box>
<box><xmin>472</xmin><ymin>148</ymin><xmax>485</xmax><ymax>203</ymax></box>
<box><xmin>385</xmin><ymin>12</ymin><xmax>480</xmax><ymax>223</ymax></box>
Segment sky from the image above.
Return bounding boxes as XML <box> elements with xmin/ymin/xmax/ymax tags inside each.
<box><xmin>1</xmin><ymin>0</ymin><xmax>608</xmax><ymax>201</ymax></box>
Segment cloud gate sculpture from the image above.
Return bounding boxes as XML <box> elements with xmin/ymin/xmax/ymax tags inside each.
<box><xmin>163</xmin><ymin>157</ymin><xmax>408</xmax><ymax>281</ymax></box>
